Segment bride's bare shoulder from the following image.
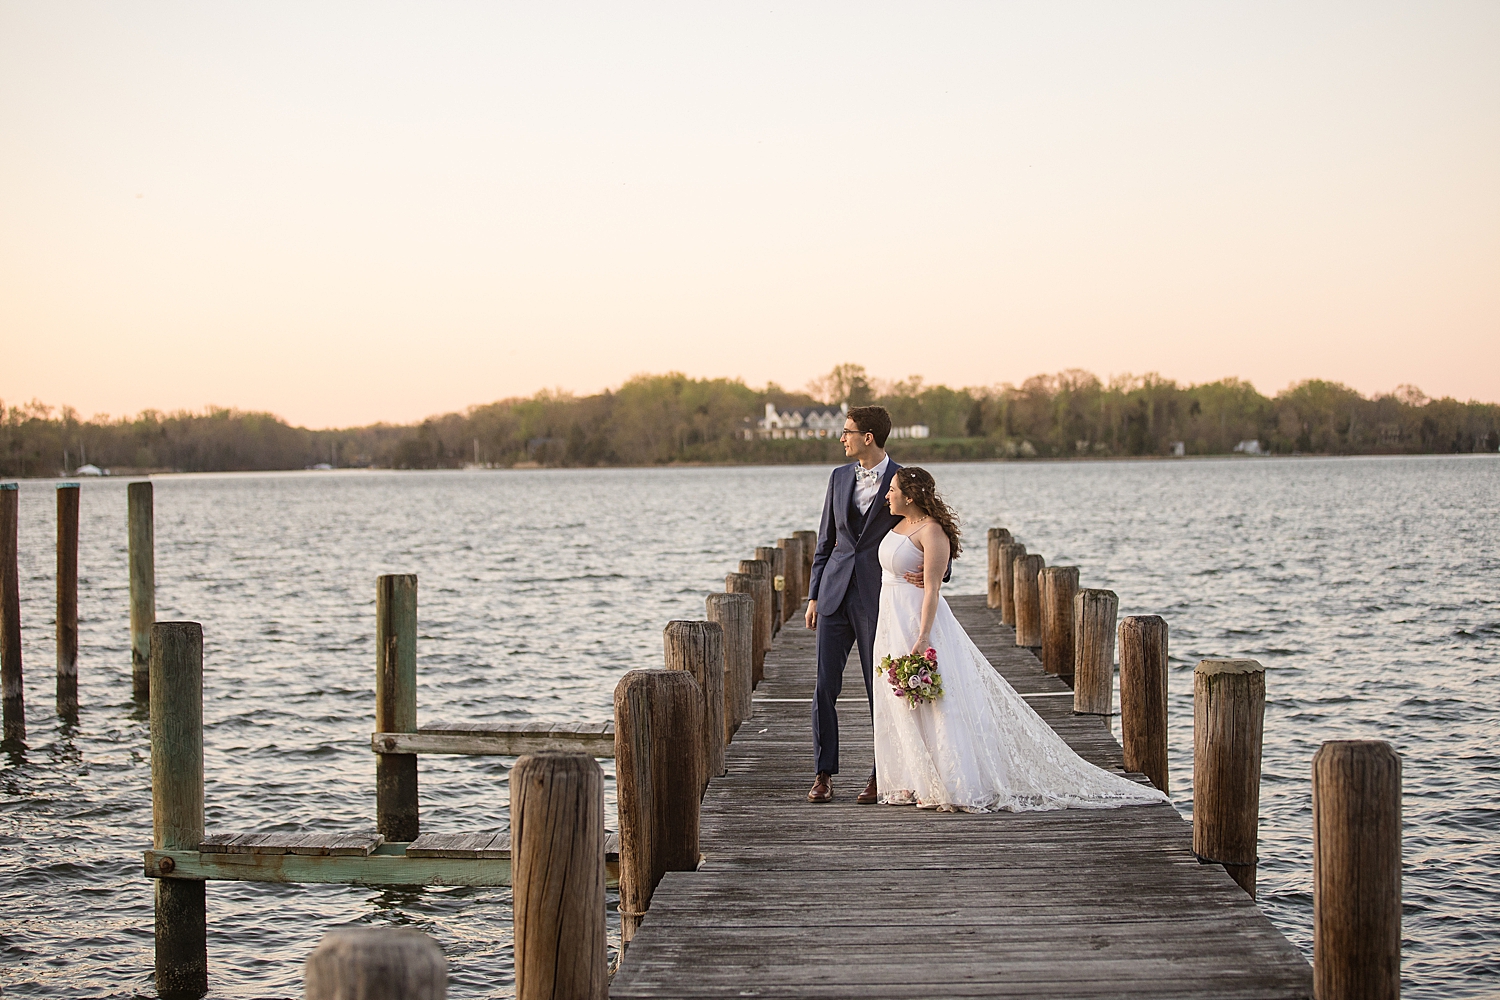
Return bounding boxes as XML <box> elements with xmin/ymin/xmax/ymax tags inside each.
<box><xmin>915</xmin><ymin>520</ymin><xmax>948</xmax><ymax>553</ymax></box>
<box><xmin>906</xmin><ymin>521</ymin><xmax>942</xmax><ymax>542</ymax></box>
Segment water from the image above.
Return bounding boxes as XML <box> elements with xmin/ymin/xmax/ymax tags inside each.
<box><xmin>1</xmin><ymin>456</ymin><xmax>1496</xmax><ymax>997</ymax></box>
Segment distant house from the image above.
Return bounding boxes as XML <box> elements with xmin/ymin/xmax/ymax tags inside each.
<box><xmin>748</xmin><ymin>402</ymin><xmax>847</xmax><ymax>440</ymax></box>
<box><xmin>744</xmin><ymin>401</ymin><xmax>929</xmax><ymax>441</ymax></box>
<box><xmin>1233</xmin><ymin>440</ymin><xmax>1263</xmax><ymax>455</ymax></box>
<box><xmin>74</xmin><ymin>464</ymin><xmax>104</xmax><ymax>476</ymax></box>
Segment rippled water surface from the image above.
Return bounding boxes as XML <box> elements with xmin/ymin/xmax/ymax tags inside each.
<box><xmin>1</xmin><ymin>457</ymin><xmax>1496</xmax><ymax>997</ymax></box>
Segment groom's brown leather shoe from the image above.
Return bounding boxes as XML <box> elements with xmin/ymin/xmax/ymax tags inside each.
<box><xmin>807</xmin><ymin>773</ymin><xmax>833</xmax><ymax>803</ymax></box>
<box><xmin>856</xmin><ymin>775</ymin><xmax>879</xmax><ymax>805</ymax></box>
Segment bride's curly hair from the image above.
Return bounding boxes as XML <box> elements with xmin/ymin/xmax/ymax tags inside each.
<box><xmin>895</xmin><ymin>467</ymin><xmax>961</xmax><ymax>557</ymax></box>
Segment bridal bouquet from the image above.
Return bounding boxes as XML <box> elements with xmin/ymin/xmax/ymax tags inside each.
<box><xmin>882</xmin><ymin>647</ymin><xmax>943</xmax><ymax>706</ymax></box>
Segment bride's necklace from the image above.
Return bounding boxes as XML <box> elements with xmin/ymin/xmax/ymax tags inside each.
<box><xmin>906</xmin><ymin>515</ymin><xmax>930</xmax><ymax>529</ymax></box>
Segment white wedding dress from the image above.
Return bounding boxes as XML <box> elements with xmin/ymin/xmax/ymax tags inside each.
<box><xmin>872</xmin><ymin>529</ymin><xmax>1170</xmax><ymax>813</ymax></box>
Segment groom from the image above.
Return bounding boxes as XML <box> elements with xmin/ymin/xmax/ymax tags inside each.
<box><xmin>804</xmin><ymin>405</ymin><xmax>903</xmax><ymax>805</ymax></box>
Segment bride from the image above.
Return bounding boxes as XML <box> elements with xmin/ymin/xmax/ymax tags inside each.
<box><xmin>872</xmin><ymin>467</ymin><xmax>1169</xmax><ymax>813</ymax></box>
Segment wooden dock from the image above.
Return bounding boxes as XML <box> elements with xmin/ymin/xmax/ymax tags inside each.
<box><xmin>611</xmin><ymin>595</ymin><xmax>1313</xmax><ymax>999</ymax></box>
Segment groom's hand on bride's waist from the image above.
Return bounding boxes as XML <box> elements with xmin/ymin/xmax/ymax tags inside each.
<box><xmin>904</xmin><ymin>569</ymin><xmax>925</xmax><ymax>588</ymax></box>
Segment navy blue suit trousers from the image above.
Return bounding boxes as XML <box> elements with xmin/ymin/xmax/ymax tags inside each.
<box><xmin>812</xmin><ymin>571</ymin><xmax>880</xmax><ymax>776</ymax></box>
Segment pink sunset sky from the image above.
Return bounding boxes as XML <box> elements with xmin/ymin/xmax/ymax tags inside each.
<box><xmin>2</xmin><ymin>2</ymin><xmax>1497</xmax><ymax>429</ymax></box>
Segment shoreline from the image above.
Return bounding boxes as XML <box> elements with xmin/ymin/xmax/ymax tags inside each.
<box><xmin>4</xmin><ymin>450</ymin><xmax>1495</xmax><ymax>480</ymax></box>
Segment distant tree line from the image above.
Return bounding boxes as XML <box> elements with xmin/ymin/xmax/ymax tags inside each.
<box><xmin>3</xmin><ymin>366</ymin><xmax>1497</xmax><ymax>477</ymax></box>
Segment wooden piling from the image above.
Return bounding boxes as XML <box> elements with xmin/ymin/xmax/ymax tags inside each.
<box><xmin>1312</xmin><ymin>740</ymin><xmax>1402</xmax><ymax>1000</ymax></box>
<box><xmin>56</xmin><ymin>483</ymin><xmax>80</xmax><ymax>715</ymax></box>
<box><xmin>1118</xmin><ymin>615</ymin><xmax>1170</xmax><ymax>794</ymax></box>
<box><xmin>794</xmin><ymin>535</ymin><xmax>808</xmax><ymax>611</ymax></box>
<box><xmin>0</xmin><ymin>483</ymin><xmax>21</xmax><ymax>744</ymax></box>
<box><xmin>755</xmin><ymin>546</ymin><xmax>785</xmax><ymax>637</ymax></box>
<box><xmin>128</xmin><ymin>481</ymin><xmax>155</xmax><ymax>700</ymax></box>
<box><xmin>998</xmin><ymin>541</ymin><xmax>1026</xmax><ymax>627</ymax></box>
<box><xmin>664</xmin><ymin>620</ymin><xmax>726</xmax><ymax>783</ymax></box>
<box><xmin>986</xmin><ymin>528</ymin><xmax>1012</xmax><ymax>609</ymax></box>
<box><xmin>776</xmin><ymin>537</ymin><xmax>804</xmax><ymax>621</ymax></box>
<box><xmin>792</xmin><ymin>529</ymin><xmax>817</xmax><ymax>600</ymax></box>
<box><xmin>305</xmin><ymin>927</ymin><xmax>447</xmax><ymax>1000</ymax></box>
<box><xmin>1193</xmin><ymin>657</ymin><xmax>1265</xmax><ymax>897</ymax></box>
<box><xmin>1012</xmin><ymin>553</ymin><xmax>1045</xmax><ymax>648</ymax></box>
<box><xmin>614</xmin><ymin>669</ymin><xmax>703</xmax><ymax>946</ymax></box>
<box><xmin>512</xmin><ymin>753</ymin><xmax>608</xmax><ymax>1000</ymax></box>
<box><xmin>1072</xmin><ymin>588</ymin><xmax>1118</xmax><ymax>715</ymax></box>
<box><xmin>151</xmin><ymin>621</ymin><xmax>207</xmax><ymax>998</ymax></box>
<box><xmin>732</xmin><ymin>561</ymin><xmax>773</xmax><ymax>687</ymax></box>
<box><xmin>1040</xmin><ymin>566</ymin><xmax>1080</xmax><ymax>683</ymax></box>
<box><xmin>375</xmin><ymin>574</ymin><xmax>419</xmax><ymax>843</ymax></box>
<box><xmin>724</xmin><ymin>572</ymin><xmax>762</xmax><ymax>687</ymax></box>
<box><xmin>705</xmin><ymin>592</ymin><xmax>754</xmax><ymax>741</ymax></box>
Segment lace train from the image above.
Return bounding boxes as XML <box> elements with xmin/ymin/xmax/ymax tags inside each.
<box><xmin>871</xmin><ymin>534</ymin><xmax>1169</xmax><ymax>813</ymax></box>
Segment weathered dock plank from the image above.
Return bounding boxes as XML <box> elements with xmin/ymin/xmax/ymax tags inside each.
<box><xmin>611</xmin><ymin>594</ymin><xmax>1311</xmax><ymax>999</ymax></box>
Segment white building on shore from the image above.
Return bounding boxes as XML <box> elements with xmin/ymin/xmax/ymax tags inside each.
<box><xmin>745</xmin><ymin>402</ymin><xmax>930</xmax><ymax>441</ymax></box>
<box><xmin>748</xmin><ymin>402</ymin><xmax>846</xmax><ymax>439</ymax></box>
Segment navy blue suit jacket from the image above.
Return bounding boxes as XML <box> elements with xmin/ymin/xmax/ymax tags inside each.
<box><xmin>807</xmin><ymin>460</ymin><xmax>903</xmax><ymax>617</ymax></box>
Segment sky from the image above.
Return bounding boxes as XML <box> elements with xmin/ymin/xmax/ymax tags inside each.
<box><xmin>2</xmin><ymin>2</ymin><xmax>1497</xmax><ymax>429</ymax></box>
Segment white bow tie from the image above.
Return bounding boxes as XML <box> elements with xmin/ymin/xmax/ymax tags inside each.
<box><xmin>855</xmin><ymin>466</ymin><xmax>881</xmax><ymax>487</ymax></box>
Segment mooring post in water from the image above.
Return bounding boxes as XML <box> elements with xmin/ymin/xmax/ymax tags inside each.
<box><xmin>1040</xmin><ymin>565</ymin><xmax>1080</xmax><ymax>683</ymax></box>
<box><xmin>706</xmin><ymin>593</ymin><xmax>754</xmax><ymax>742</ymax></box>
<box><xmin>998</xmin><ymin>541</ymin><xmax>1026</xmax><ymax>627</ymax></box>
<box><xmin>0</xmin><ymin>483</ymin><xmax>22</xmax><ymax>743</ymax></box>
<box><xmin>986</xmin><ymin>527</ymin><xmax>1012</xmax><ymax>609</ymax></box>
<box><xmin>1012</xmin><ymin>553</ymin><xmax>1045</xmax><ymax>648</ymax></box>
<box><xmin>733</xmin><ymin>561</ymin><xmax>773</xmax><ymax>687</ymax></box>
<box><xmin>664</xmin><ymin>620</ymin><xmax>726</xmax><ymax>783</ymax></box>
<box><xmin>1118</xmin><ymin>615</ymin><xmax>1170</xmax><ymax>793</ymax></box>
<box><xmin>1072</xmin><ymin>588</ymin><xmax>1118</xmax><ymax>715</ymax></box>
<box><xmin>305</xmin><ymin>927</ymin><xmax>447</xmax><ymax>1000</ymax></box>
<box><xmin>776</xmin><ymin>537</ymin><xmax>804</xmax><ymax>621</ymax></box>
<box><xmin>1313</xmin><ymin>740</ymin><xmax>1402</xmax><ymax>1000</ymax></box>
<box><xmin>511</xmin><ymin>753</ymin><xmax>608</xmax><ymax>1000</ymax></box>
<box><xmin>56</xmin><ymin>483</ymin><xmax>80</xmax><ymax>715</ymax></box>
<box><xmin>792</xmin><ymin>529</ymin><xmax>817</xmax><ymax>602</ymax></box>
<box><xmin>754</xmin><ymin>546</ymin><xmax>785</xmax><ymax>637</ymax></box>
<box><xmin>1193</xmin><ymin>657</ymin><xmax>1265</xmax><ymax>897</ymax></box>
<box><xmin>151</xmin><ymin>621</ymin><xmax>207</xmax><ymax>998</ymax></box>
<box><xmin>128</xmin><ymin>481</ymin><xmax>155</xmax><ymax>700</ymax></box>
<box><xmin>375</xmin><ymin>574</ymin><xmax>419</xmax><ymax>843</ymax></box>
<box><xmin>614</xmin><ymin>669</ymin><xmax>703</xmax><ymax>947</ymax></box>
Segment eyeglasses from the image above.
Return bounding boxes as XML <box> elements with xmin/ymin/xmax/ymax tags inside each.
<box><xmin>838</xmin><ymin>428</ymin><xmax>870</xmax><ymax>439</ymax></box>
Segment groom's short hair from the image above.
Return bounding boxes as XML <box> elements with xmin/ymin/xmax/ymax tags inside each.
<box><xmin>847</xmin><ymin>405</ymin><xmax>892</xmax><ymax>448</ymax></box>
